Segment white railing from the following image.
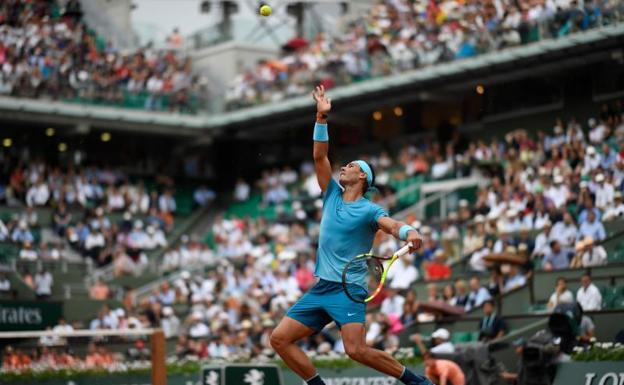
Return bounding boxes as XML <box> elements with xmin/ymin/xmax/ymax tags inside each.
<box><xmin>394</xmin><ymin>174</ymin><xmax>487</xmax><ymax>221</ymax></box>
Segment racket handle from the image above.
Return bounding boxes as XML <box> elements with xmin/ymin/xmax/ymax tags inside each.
<box><xmin>396</xmin><ymin>244</ymin><xmax>411</xmax><ymax>257</ymax></box>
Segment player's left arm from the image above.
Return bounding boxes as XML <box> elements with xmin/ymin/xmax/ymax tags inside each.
<box><xmin>377</xmin><ymin>216</ymin><xmax>422</xmax><ymax>252</ymax></box>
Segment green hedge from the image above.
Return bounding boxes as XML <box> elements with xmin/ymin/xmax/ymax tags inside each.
<box><xmin>572</xmin><ymin>344</ymin><xmax>624</xmax><ymax>362</ymax></box>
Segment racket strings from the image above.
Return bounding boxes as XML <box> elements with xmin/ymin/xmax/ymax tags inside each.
<box><xmin>343</xmin><ymin>255</ymin><xmax>385</xmax><ymax>302</ymax></box>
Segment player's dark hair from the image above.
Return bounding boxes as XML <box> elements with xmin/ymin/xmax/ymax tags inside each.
<box><xmin>362</xmin><ymin>162</ymin><xmax>376</xmax><ymax>194</ymax></box>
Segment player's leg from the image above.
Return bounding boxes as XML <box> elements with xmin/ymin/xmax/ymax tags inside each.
<box><xmin>270</xmin><ymin>316</ymin><xmax>317</xmax><ymax>379</ymax></box>
<box><xmin>341</xmin><ymin>323</ymin><xmax>433</xmax><ymax>385</ymax></box>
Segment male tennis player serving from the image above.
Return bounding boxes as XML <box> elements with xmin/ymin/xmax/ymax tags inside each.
<box><xmin>270</xmin><ymin>85</ymin><xmax>432</xmax><ymax>385</ymax></box>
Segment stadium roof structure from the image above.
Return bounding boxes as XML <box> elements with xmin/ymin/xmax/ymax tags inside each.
<box><xmin>0</xmin><ymin>23</ymin><xmax>623</xmax><ymax>136</ymax></box>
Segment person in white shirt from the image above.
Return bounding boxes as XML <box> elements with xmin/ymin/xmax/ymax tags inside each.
<box><xmin>576</xmin><ymin>273</ymin><xmax>602</xmax><ymax>311</ymax></box>
<box><xmin>411</xmin><ymin>328</ymin><xmax>455</xmax><ymax>355</ymax></box>
<box><xmin>0</xmin><ymin>273</ymin><xmax>11</xmax><ymax>294</ymax></box>
<box><xmin>84</xmin><ymin>229</ymin><xmax>106</xmax><ymax>259</ymax></box>
<box><xmin>588</xmin><ymin>119</ymin><xmax>607</xmax><ymax>144</ymax></box>
<box><xmin>161</xmin><ymin>307</ymin><xmax>180</xmax><ymax>338</ymax></box>
<box><xmin>431</xmin><ymin>155</ymin><xmax>451</xmax><ymax>179</ymax></box>
<box><xmin>19</xmin><ymin>241</ymin><xmax>38</xmax><ymax>260</ymax></box>
<box><xmin>234</xmin><ymin>178</ymin><xmax>250</xmax><ymax>201</ymax></box>
<box><xmin>158</xmin><ymin>190</ymin><xmax>177</xmax><ymax>213</ymax></box>
<box><xmin>547</xmin><ymin>277</ymin><xmax>574</xmax><ymax>311</ymax></box>
<box><xmin>469</xmin><ymin>238</ymin><xmax>494</xmax><ymax>273</ymax></box>
<box><xmin>34</xmin><ymin>269</ymin><xmax>53</xmax><ymax>299</ymax></box>
<box><xmin>188</xmin><ymin>312</ymin><xmax>210</xmax><ymax>338</ymax></box>
<box><xmin>594</xmin><ymin>173</ymin><xmax>614</xmax><ymax>210</ymax></box>
<box><xmin>545</xmin><ymin>175</ymin><xmax>569</xmax><ymax>209</ymax></box>
<box><xmin>145</xmin><ymin>225</ymin><xmax>167</xmax><ymax>250</ymax></box>
<box><xmin>52</xmin><ymin>317</ymin><xmax>74</xmax><ymax>346</ymax></box>
<box><xmin>533</xmin><ymin>220</ymin><xmax>554</xmax><ymax>258</ymax></box>
<box><xmin>26</xmin><ymin>179</ymin><xmax>50</xmax><ymax>207</ymax></box>
<box><xmin>387</xmin><ymin>254</ymin><xmax>419</xmax><ymax>289</ymax></box>
<box><xmin>106</xmin><ymin>187</ymin><xmax>125</xmax><ymax>212</ymax></box>
<box><xmin>603</xmin><ymin>191</ymin><xmax>624</xmax><ymax>221</ymax></box>
<box><xmin>380</xmin><ymin>289</ymin><xmax>406</xmax><ymax>317</ymax></box>
<box><xmin>583</xmin><ymin>146</ymin><xmax>601</xmax><ymax>173</ymax></box>
<box><xmin>580</xmin><ymin>237</ymin><xmax>607</xmax><ymax>267</ymax></box>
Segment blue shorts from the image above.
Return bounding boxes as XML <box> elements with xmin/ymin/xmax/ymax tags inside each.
<box><xmin>286</xmin><ymin>279</ymin><xmax>367</xmax><ymax>331</ymax></box>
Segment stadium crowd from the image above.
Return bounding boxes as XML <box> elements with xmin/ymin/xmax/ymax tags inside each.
<box><xmin>225</xmin><ymin>0</ymin><xmax>624</xmax><ymax>109</ymax></box>
<box><xmin>8</xmin><ymin>99</ymin><xmax>613</xmax><ymax>365</ymax></box>
<box><xmin>0</xmin><ymin>0</ymin><xmax>203</xmax><ymax>113</ymax></box>
<box><xmin>0</xmin><ymin>157</ymin><xmax>184</xmax><ymax>282</ymax></box>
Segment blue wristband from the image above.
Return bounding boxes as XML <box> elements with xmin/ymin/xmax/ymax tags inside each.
<box><xmin>313</xmin><ymin>123</ymin><xmax>328</xmax><ymax>141</ymax></box>
<box><xmin>399</xmin><ymin>225</ymin><xmax>415</xmax><ymax>241</ymax></box>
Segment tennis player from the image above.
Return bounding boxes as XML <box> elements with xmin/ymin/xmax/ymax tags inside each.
<box><xmin>270</xmin><ymin>85</ymin><xmax>431</xmax><ymax>385</ymax></box>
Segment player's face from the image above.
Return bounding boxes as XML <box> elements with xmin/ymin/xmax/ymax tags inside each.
<box><xmin>339</xmin><ymin>162</ymin><xmax>365</xmax><ymax>186</ymax></box>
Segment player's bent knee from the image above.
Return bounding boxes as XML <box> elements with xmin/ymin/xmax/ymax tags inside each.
<box><xmin>269</xmin><ymin>330</ymin><xmax>287</xmax><ymax>351</ymax></box>
<box><xmin>344</xmin><ymin>343</ymin><xmax>367</xmax><ymax>362</ymax></box>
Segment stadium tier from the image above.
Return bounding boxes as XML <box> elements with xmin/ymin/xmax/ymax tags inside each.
<box><xmin>1</xmin><ymin>1</ymin><xmax>624</xmax><ymax>385</ymax></box>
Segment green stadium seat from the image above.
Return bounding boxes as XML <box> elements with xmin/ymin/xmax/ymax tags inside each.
<box><xmin>451</xmin><ymin>331</ymin><xmax>474</xmax><ymax>344</ymax></box>
<box><xmin>601</xmin><ymin>287</ymin><xmax>621</xmax><ymax>309</ymax></box>
<box><xmin>612</xmin><ymin>296</ymin><xmax>624</xmax><ymax>309</ymax></box>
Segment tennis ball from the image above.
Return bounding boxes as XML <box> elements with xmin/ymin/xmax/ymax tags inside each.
<box><xmin>260</xmin><ymin>4</ymin><xmax>272</xmax><ymax>16</ymax></box>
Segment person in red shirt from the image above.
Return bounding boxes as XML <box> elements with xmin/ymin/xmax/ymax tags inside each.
<box><xmin>425</xmin><ymin>250</ymin><xmax>451</xmax><ymax>281</ymax></box>
<box><xmin>424</xmin><ymin>353</ymin><xmax>466</xmax><ymax>385</ymax></box>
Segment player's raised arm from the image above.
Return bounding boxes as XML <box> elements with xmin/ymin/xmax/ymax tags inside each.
<box><xmin>312</xmin><ymin>85</ymin><xmax>332</xmax><ymax>192</ymax></box>
<box><xmin>377</xmin><ymin>216</ymin><xmax>422</xmax><ymax>253</ymax></box>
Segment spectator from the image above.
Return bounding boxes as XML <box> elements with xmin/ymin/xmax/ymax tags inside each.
<box><xmin>11</xmin><ymin>221</ymin><xmax>34</xmax><ymax>244</ymax></box>
<box><xmin>411</xmin><ymin>328</ymin><xmax>455</xmax><ymax>355</ymax></box>
<box><xmin>452</xmin><ymin>280</ymin><xmax>469</xmax><ymax>309</ymax></box>
<box><xmin>576</xmin><ymin>273</ymin><xmax>602</xmax><ymax>311</ymax></box>
<box><xmin>0</xmin><ymin>218</ymin><xmax>8</xmax><ymax>241</ymax></box>
<box><xmin>547</xmin><ymin>277</ymin><xmax>574</xmax><ymax>311</ymax></box>
<box><xmin>234</xmin><ymin>178</ymin><xmax>250</xmax><ymax>201</ymax></box>
<box><xmin>425</xmin><ymin>250</ymin><xmax>451</xmax><ymax>281</ymax></box>
<box><xmin>579</xmin><ymin>314</ymin><xmax>596</xmax><ymax>343</ymax></box>
<box><xmin>442</xmin><ymin>284</ymin><xmax>456</xmax><ymax>306</ymax></box>
<box><xmin>52</xmin><ymin>317</ymin><xmax>74</xmax><ymax>346</ymax></box>
<box><xmin>503</xmin><ymin>265</ymin><xmax>526</xmax><ymax>293</ymax></box>
<box><xmin>158</xmin><ymin>190</ymin><xmax>177</xmax><ymax>214</ymax></box>
<box><xmin>161</xmin><ymin>307</ymin><xmax>181</xmax><ymax>339</ymax></box>
<box><xmin>466</xmin><ymin>276</ymin><xmax>492</xmax><ymax>311</ymax></box>
<box><xmin>580</xmin><ymin>237</ymin><xmax>607</xmax><ymax>267</ymax></box>
<box><xmin>543</xmin><ymin>240</ymin><xmax>569</xmax><ymax>270</ymax></box>
<box><xmin>532</xmin><ymin>221</ymin><xmax>554</xmax><ymax>258</ymax></box>
<box><xmin>478</xmin><ymin>300</ymin><xmax>507</xmax><ymax>342</ymax></box>
<box><xmin>53</xmin><ymin>204</ymin><xmax>72</xmax><ymax>237</ymax></box>
<box><xmin>193</xmin><ymin>186</ymin><xmax>216</xmax><ymax>207</ymax></box>
<box><xmin>157</xmin><ymin>282</ymin><xmax>176</xmax><ymax>306</ymax></box>
<box><xmin>552</xmin><ymin>212</ymin><xmax>578</xmax><ymax>250</ymax></box>
<box><xmin>380</xmin><ymin>289</ymin><xmax>405</xmax><ymax>317</ymax></box>
<box><xmin>423</xmin><ymin>353</ymin><xmax>466</xmax><ymax>385</ymax></box>
<box><xmin>0</xmin><ymin>273</ymin><xmax>11</xmax><ymax>296</ymax></box>
<box><xmin>387</xmin><ymin>253</ymin><xmax>419</xmax><ymax>289</ymax></box>
<box><xmin>577</xmin><ymin>200</ymin><xmax>607</xmax><ymax>232</ymax></box>
<box><xmin>188</xmin><ymin>312</ymin><xmax>209</xmax><ymax>338</ymax></box>
<box><xmin>34</xmin><ymin>268</ymin><xmax>53</xmax><ymax>300</ymax></box>
<box><xmin>594</xmin><ymin>173</ymin><xmax>614</xmax><ymax>210</ymax></box>
<box><xmin>603</xmin><ymin>191</ymin><xmax>624</xmax><ymax>221</ymax></box>
<box><xmin>26</xmin><ymin>178</ymin><xmax>50</xmax><ymax>207</ymax></box>
<box><xmin>469</xmin><ymin>236</ymin><xmax>494</xmax><ymax>272</ymax></box>
<box><xmin>19</xmin><ymin>241</ymin><xmax>38</xmax><ymax>261</ymax></box>
<box><xmin>89</xmin><ymin>278</ymin><xmax>110</xmax><ymax>300</ymax></box>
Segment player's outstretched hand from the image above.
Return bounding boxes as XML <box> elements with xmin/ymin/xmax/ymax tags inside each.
<box><xmin>312</xmin><ymin>85</ymin><xmax>331</xmax><ymax>114</ymax></box>
<box><xmin>406</xmin><ymin>231</ymin><xmax>423</xmax><ymax>253</ymax></box>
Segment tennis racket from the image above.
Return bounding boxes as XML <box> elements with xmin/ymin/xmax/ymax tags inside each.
<box><xmin>341</xmin><ymin>244</ymin><xmax>412</xmax><ymax>304</ymax></box>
